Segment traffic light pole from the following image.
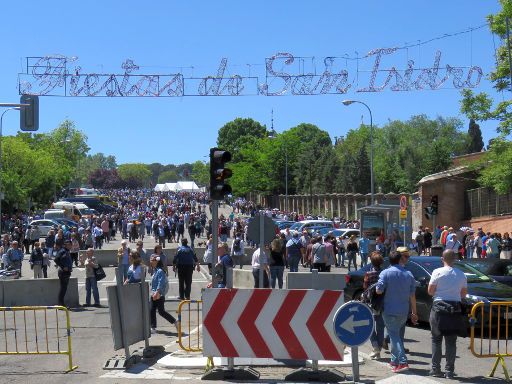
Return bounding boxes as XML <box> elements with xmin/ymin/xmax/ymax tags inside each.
<box><xmin>432</xmin><ymin>213</ymin><xmax>437</xmax><ymax>245</ymax></box>
<box><xmin>212</xmin><ymin>200</ymin><xmax>219</xmax><ymax>272</ymax></box>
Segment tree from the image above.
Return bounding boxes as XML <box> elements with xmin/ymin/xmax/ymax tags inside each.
<box><xmin>217</xmin><ymin>118</ymin><xmax>267</xmax><ymax>160</ymax></box>
<box><xmin>191</xmin><ymin>161</ymin><xmax>209</xmax><ymax>186</ymax></box>
<box><xmin>88</xmin><ymin>169</ymin><xmax>122</xmax><ymax>189</ymax></box>
<box><xmin>117</xmin><ymin>163</ymin><xmax>152</xmax><ymax>188</ymax></box>
<box><xmin>158</xmin><ymin>170</ymin><xmax>178</xmax><ymax>184</ymax></box>
<box><xmin>467</xmin><ymin>119</ymin><xmax>484</xmax><ymax>153</ymax></box>
<box><xmin>459</xmin><ymin>1</ymin><xmax>512</xmax><ymax>192</ymax></box>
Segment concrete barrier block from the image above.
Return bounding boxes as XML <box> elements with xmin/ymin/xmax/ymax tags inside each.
<box><xmin>231</xmin><ymin>269</ymin><xmax>255</xmax><ymax>289</ymax></box>
<box><xmin>1</xmin><ymin>278</ymin><xmax>80</xmax><ymax>307</ymax></box>
<box><xmin>286</xmin><ymin>272</ymin><xmax>346</xmax><ymax>290</ymax></box>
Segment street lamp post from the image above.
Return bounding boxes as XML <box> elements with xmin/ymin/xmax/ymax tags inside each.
<box><xmin>0</xmin><ymin>107</ymin><xmax>21</xmax><ymax>234</ymax></box>
<box><xmin>342</xmin><ymin>100</ymin><xmax>375</xmax><ymax>206</ymax></box>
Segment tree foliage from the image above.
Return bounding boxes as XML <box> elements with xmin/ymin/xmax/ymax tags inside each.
<box><xmin>459</xmin><ymin>1</ymin><xmax>512</xmax><ymax>192</ymax></box>
<box><xmin>117</xmin><ymin>163</ymin><xmax>152</xmax><ymax>188</ymax></box>
<box><xmin>467</xmin><ymin>119</ymin><xmax>484</xmax><ymax>153</ymax></box>
<box><xmin>217</xmin><ymin>118</ymin><xmax>268</xmax><ymax>160</ymax></box>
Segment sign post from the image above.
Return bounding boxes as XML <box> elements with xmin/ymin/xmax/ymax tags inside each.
<box><xmin>333</xmin><ymin>301</ymin><xmax>374</xmax><ymax>383</ymax></box>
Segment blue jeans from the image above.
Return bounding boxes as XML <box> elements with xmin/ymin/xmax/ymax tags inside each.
<box><xmin>360</xmin><ymin>252</ymin><xmax>369</xmax><ymax>267</ymax></box>
<box><xmin>337</xmin><ymin>250</ymin><xmax>345</xmax><ymax>266</ymax></box>
<box><xmin>466</xmin><ymin>246</ymin><xmax>474</xmax><ymax>258</ymax></box>
<box><xmin>119</xmin><ymin>264</ymin><xmax>129</xmax><ymax>281</ymax></box>
<box><xmin>269</xmin><ymin>266</ymin><xmax>284</xmax><ymax>289</ymax></box>
<box><xmin>287</xmin><ymin>255</ymin><xmax>301</xmax><ymax>272</ymax></box>
<box><xmin>85</xmin><ymin>276</ymin><xmax>100</xmax><ymax>305</ymax></box>
<box><xmin>370</xmin><ymin>313</ymin><xmax>385</xmax><ymax>350</ymax></box>
<box><xmin>382</xmin><ymin>313</ymin><xmax>408</xmax><ymax>365</ymax></box>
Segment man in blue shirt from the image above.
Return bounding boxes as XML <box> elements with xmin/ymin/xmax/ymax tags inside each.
<box><xmin>173</xmin><ymin>238</ymin><xmax>200</xmax><ymax>300</ymax></box>
<box><xmin>358</xmin><ymin>233</ymin><xmax>370</xmax><ymax>267</ymax></box>
<box><xmin>376</xmin><ymin>248</ymin><xmax>418</xmax><ymax>373</ymax></box>
<box><xmin>56</xmin><ymin>239</ymin><xmax>73</xmax><ymax>307</ymax></box>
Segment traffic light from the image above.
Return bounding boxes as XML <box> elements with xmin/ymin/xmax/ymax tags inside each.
<box><xmin>20</xmin><ymin>94</ymin><xmax>39</xmax><ymax>131</ymax></box>
<box><xmin>209</xmin><ymin>147</ymin><xmax>232</xmax><ymax>200</ymax></box>
<box><xmin>430</xmin><ymin>195</ymin><xmax>438</xmax><ymax>215</ymax></box>
<box><xmin>424</xmin><ymin>206</ymin><xmax>435</xmax><ymax>220</ymax></box>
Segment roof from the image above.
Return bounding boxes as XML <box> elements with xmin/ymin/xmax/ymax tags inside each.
<box><xmin>417</xmin><ymin>165</ymin><xmax>469</xmax><ymax>185</ymax></box>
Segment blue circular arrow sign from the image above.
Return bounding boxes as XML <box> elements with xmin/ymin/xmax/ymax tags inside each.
<box><xmin>332</xmin><ymin>301</ymin><xmax>374</xmax><ymax>347</ymax></box>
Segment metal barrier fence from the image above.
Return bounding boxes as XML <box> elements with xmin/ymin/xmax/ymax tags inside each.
<box><xmin>177</xmin><ymin>300</ymin><xmax>202</xmax><ymax>352</ymax></box>
<box><xmin>0</xmin><ymin>305</ymin><xmax>78</xmax><ymax>372</ymax></box>
<box><xmin>469</xmin><ymin>301</ymin><xmax>512</xmax><ymax>381</ymax></box>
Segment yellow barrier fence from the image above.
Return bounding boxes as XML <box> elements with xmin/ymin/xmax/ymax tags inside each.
<box><xmin>0</xmin><ymin>305</ymin><xmax>78</xmax><ymax>373</ymax></box>
<box><xmin>176</xmin><ymin>300</ymin><xmax>202</xmax><ymax>352</ymax></box>
<box><xmin>470</xmin><ymin>301</ymin><xmax>512</xmax><ymax>381</ymax></box>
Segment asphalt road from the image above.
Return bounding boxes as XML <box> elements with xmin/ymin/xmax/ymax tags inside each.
<box><xmin>0</xmin><ymin>208</ymin><xmax>510</xmax><ymax>383</ymax></box>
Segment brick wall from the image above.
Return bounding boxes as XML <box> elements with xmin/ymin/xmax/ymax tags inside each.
<box><xmin>462</xmin><ymin>215</ymin><xmax>512</xmax><ymax>234</ymax></box>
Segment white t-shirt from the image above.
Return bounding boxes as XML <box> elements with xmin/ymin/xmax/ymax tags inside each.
<box><xmin>430</xmin><ymin>266</ymin><xmax>467</xmax><ymax>302</ymax></box>
<box><xmin>251</xmin><ymin>248</ymin><xmax>268</xmax><ymax>268</ymax></box>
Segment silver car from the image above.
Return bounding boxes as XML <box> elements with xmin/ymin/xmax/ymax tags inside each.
<box><xmin>29</xmin><ymin>219</ymin><xmax>60</xmax><ymax>238</ymax></box>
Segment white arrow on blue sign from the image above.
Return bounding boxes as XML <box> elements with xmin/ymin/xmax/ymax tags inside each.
<box><xmin>332</xmin><ymin>301</ymin><xmax>374</xmax><ymax>347</ymax></box>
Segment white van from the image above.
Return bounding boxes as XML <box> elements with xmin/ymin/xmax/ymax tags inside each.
<box><xmin>44</xmin><ymin>209</ymin><xmax>69</xmax><ymax>220</ymax></box>
<box><xmin>52</xmin><ymin>201</ymin><xmax>84</xmax><ymax>221</ymax></box>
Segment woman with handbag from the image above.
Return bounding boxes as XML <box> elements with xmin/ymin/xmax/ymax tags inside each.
<box><xmin>84</xmin><ymin>248</ymin><xmax>101</xmax><ymax>307</ymax></box>
<box><xmin>149</xmin><ymin>255</ymin><xmax>178</xmax><ymax>334</ymax></box>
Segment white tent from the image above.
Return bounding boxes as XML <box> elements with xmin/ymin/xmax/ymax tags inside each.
<box><xmin>164</xmin><ymin>182</ymin><xmax>178</xmax><ymax>192</ymax></box>
<box><xmin>154</xmin><ymin>183</ymin><xmax>165</xmax><ymax>192</ymax></box>
<box><xmin>176</xmin><ymin>181</ymin><xmax>200</xmax><ymax>192</ymax></box>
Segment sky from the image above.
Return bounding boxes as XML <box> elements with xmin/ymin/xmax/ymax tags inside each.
<box><xmin>0</xmin><ymin>1</ymin><xmax>505</xmax><ymax>165</ymax></box>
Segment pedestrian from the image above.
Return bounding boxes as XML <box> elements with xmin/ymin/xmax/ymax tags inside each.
<box><xmin>337</xmin><ymin>235</ymin><xmax>346</xmax><ymax>267</ymax></box>
<box><xmin>29</xmin><ymin>241</ymin><xmax>44</xmax><ymax>279</ymax></box>
<box><xmin>203</xmin><ymin>234</ymin><xmax>214</xmax><ymax>274</ymax></box>
<box><xmin>346</xmin><ymin>235</ymin><xmax>359</xmax><ymax>271</ymax></box>
<box><xmin>136</xmin><ymin>240</ymin><xmax>149</xmax><ymax>266</ymax></box>
<box><xmin>125</xmin><ymin>251</ymin><xmax>144</xmax><ymax>284</ymax></box>
<box><xmin>6</xmin><ymin>241</ymin><xmax>23</xmax><ymax>277</ymax></box>
<box><xmin>486</xmin><ymin>234</ymin><xmax>501</xmax><ymax>258</ymax></box>
<box><xmin>230</xmin><ymin>232</ymin><xmax>245</xmax><ymax>269</ymax></box>
<box><xmin>151</xmin><ymin>244</ymin><xmax>167</xmax><ymax>275</ymax></box>
<box><xmin>364</xmin><ymin>251</ymin><xmax>385</xmax><ymax>360</ymax></box>
<box><xmin>117</xmin><ymin>240</ymin><xmax>131</xmax><ymax>281</ymax></box>
<box><xmin>251</xmin><ymin>245</ymin><xmax>270</xmax><ymax>288</ymax></box>
<box><xmin>173</xmin><ymin>238</ymin><xmax>200</xmax><ymax>300</ymax></box>
<box><xmin>40</xmin><ymin>240</ymin><xmax>50</xmax><ymax>278</ymax></box>
<box><xmin>84</xmin><ymin>248</ymin><xmax>100</xmax><ymax>307</ymax></box>
<box><xmin>358</xmin><ymin>232</ymin><xmax>370</xmax><ymax>267</ymax></box>
<box><xmin>427</xmin><ymin>249</ymin><xmax>467</xmax><ymax>379</ymax></box>
<box><xmin>376</xmin><ymin>248</ymin><xmax>418</xmax><ymax>373</ymax></box>
<box><xmin>502</xmin><ymin>232</ymin><xmax>512</xmax><ymax>260</ymax></box>
<box><xmin>70</xmin><ymin>233</ymin><xmax>80</xmax><ymax>267</ymax></box>
<box><xmin>55</xmin><ymin>239</ymin><xmax>73</xmax><ymax>307</ymax></box>
<box><xmin>149</xmin><ymin>254</ymin><xmax>178</xmax><ymax>334</ymax></box>
<box><xmin>311</xmin><ymin>235</ymin><xmax>328</xmax><ymax>272</ymax></box>
<box><xmin>423</xmin><ymin>227</ymin><xmax>433</xmax><ymax>255</ymax></box>
<box><xmin>286</xmin><ymin>231</ymin><xmax>304</xmax><ymax>272</ymax></box>
<box><xmin>215</xmin><ymin>242</ymin><xmax>233</xmax><ymax>288</ymax></box>
<box><xmin>269</xmin><ymin>237</ymin><xmax>285</xmax><ymax>289</ymax></box>
<box><xmin>445</xmin><ymin>234</ymin><xmax>462</xmax><ymax>259</ymax></box>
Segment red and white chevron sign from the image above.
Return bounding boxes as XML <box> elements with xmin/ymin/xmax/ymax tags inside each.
<box><xmin>202</xmin><ymin>289</ymin><xmax>345</xmax><ymax>361</ymax></box>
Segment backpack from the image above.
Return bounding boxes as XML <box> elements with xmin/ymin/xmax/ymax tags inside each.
<box><xmin>361</xmin><ymin>283</ymin><xmax>384</xmax><ymax>314</ymax></box>
<box><xmin>233</xmin><ymin>238</ymin><xmax>241</xmax><ymax>253</ymax></box>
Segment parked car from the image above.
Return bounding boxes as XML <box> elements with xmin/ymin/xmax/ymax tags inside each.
<box><xmin>344</xmin><ymin>256</ymin><xmax>512</xmax><ymax>324</ymax></box>
<box><xmin>282</xmin><ymin>220</ymin><xmax>334</xmax><ymax>235</ymax></box>
<box><xmin>53</xmin><ymin>218</ymin><xmax>79</xmax><ymax>229</ymax></box>
<box><xmin>275</xmin><ymin>221</ymin><xmax>296</xmax><ymax>230</ymax></box>
<box><xmin>29</xmin><ymin>219</ymin><xmax>60</xmax><ymax>237</ymax></box>
<box><xmin>315</xmin><ymin>227</ymin><xmax>360</xmax><ymax>239</ymax></box>
<box><xmin>461</xmin><ymin>259</ymin><xmax>512</xmax><ymax>287</ymax></box>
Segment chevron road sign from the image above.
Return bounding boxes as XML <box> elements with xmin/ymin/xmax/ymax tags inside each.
<box><xmin>202</xmin><ymin>288</ymin><xmax>345</xmax><ymax>361</ymax></box>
